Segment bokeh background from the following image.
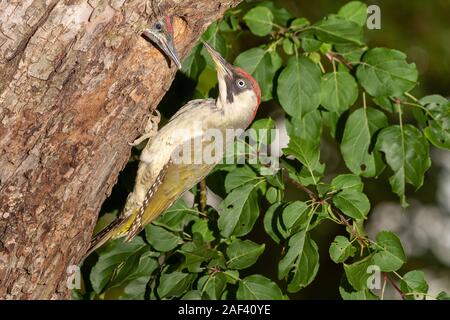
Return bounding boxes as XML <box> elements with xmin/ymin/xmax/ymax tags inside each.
<box><xmin>102</xmin><ymin>0</ymin><xmax>450</xmax><ymax>299</ymax></box>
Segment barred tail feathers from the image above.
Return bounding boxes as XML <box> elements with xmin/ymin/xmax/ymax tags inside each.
<box><xmin>124</xmin><ymin>164</ymin><xmax>169</xmax><ymax>241</ymax></box>
<box><xmin>85</xmin><ymin>211</ymin><xmax>136</xmax><ymax>257</ymax></box>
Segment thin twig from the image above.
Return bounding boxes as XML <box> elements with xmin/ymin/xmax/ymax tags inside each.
<box><xmin>282</xmin><ymin>169</ymin><xmax>318</xmax><ymax>201</ymax></box>
<box><xmin>385</xmin><ymin>273</ymin><xmax>406</xmax><ymax>300</ymax></box>
<box><xmin>325</xmin><ymin>52</ymin><xmax>354</xmax><ymax>70</ymax></box>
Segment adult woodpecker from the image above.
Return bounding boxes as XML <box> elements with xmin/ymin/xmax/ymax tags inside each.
<box><xmin>86</xmin><ymin>42</ymin><xmax>261</xmax><ymax>256</ymax></box>
<box><xmin>142</xmin><ymin>16</ymin><xmax>182</xmax><ymax>69</ymax></box>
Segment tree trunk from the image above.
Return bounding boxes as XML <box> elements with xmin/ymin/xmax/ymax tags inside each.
<box><xmin>0</xmin><ymin>0</ymin><xmax>240</xmax><ymax>300</ymax></box>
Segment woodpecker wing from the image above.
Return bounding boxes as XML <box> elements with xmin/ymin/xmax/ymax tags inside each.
<box><xmin>124</xmin><ymin>138</ymin><xmax>218</xmax><ymax>240</ymax></box>
<box><xmin>170</xmin><ymin>98</ymin><xmax>216</xmax><ymax>120</ymax></box>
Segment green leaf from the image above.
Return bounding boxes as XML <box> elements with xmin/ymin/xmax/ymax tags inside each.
<box><xmin>145</xmin><ymin>224</ymin><xmax>183</xmax><ymax>252</ymax></box>
<box><xmin>243</xmin><ymin>6</ymin><xmax>274</xmax><ymax>37</ymax></box>
<box><xmin>112</xmin><ymin>251</ymin><xmax>159</xmax><ymax>300</ymax></box>
<box><xmin>287</xmin><ymin>110</ymin><xmax>322</xmax><ymax>147</ymax></box>
<box><xmin>191</xmin><ymin>219</ymin><xmax>215</xmax><ymax>242</ymax></box>
<box><xmin>372</xmin><ymin>231</ymin><xmax>406</xmax><ymax>272</ymax></box>
<box><xmin>179</xmin><ymin>239</ymin><xmax>215</xmax><ymax>272</ymax></box>
<box><xmin>339</xmin><ymin>287</ymin><xmax>378</xmax><ymax>300</ymax></box>
<box><xmin>321</xmin><ymin>71</ymin><xmax>359</xmax><ymax>114</ymax></box>
<box><xmin>331</xmin><ymin>174</ymin><xmax>364</xmax><ymax>193</ymax></box>
<box><xmin>265</xmin><ymin>187</ymin><xmax>278</xmax><ymax>204</ymax></box>
<box><xmin>283</xmin><ymin>38</ymin><xmax>294</xmax><ymax>55</ymax></box>
<box><xmin>107</xmin><ymin>249</ymin><xmax>157</xmax><ymax>288</ymax></box>
<box><xmin>313</xmin><ymin>15</ymin><xmax>363</xmax><ymax>45</ymax></box>
<box><xmin>237</xmin><ymin>275</ymin><xmax>284</xmax><ymax>300</ymax></box>
<box><xmin>341</xmin><ymin>107</ymin><xmax>388</xmax><ymax>177</ymax></box>
<box><xmin>279</xmin><ymin>230</ymin><xmax>319</xmax><ymax>292</ymax></box>
<box><xmin>287</xmin><ymin>111</ymin><xmax>323</xmax><ymax>181</ymax></box>
<box><xmin>235</xmin><ymin>47</ymin><xmax>282</xmax><ymax>101</ymax></box>
<box><xmin>337</xmin><ymin>1</ymin><xmax>368</xmax><ymax>26</ymax></box>
<box><xmin>320</xmin><ymin>43</ymin><xmax>333</xmax><ymax>55</ymax></box>
<box><xmin>329</xmin><ymin>236</ymin><xmax>356</xmax><ymax>263</ymax></box>
<box><xmin>223</xmin><ymin>270</ymin><xmax>240</xmax><ymax>285</ymax></box>
<box><xmin>282</xmin><ymin>201</ymin><xmax>310</xmax><ymax>234</ymax></box>
<box><xmin>400</xmin><ymin>270</ymin><xmax>428</xmax><ymax>299</ymax></box>
<box><xmin>284</xmin><ymin>135</ymin><xmax>324</xmax><ymax>186</ymax></box>
<box><xmin>322</xmin><ymin>110</ymin><xmax>340</xmax><ymax>138</ymax></box>
<box><xmin>157</xmin><ymin>272</ymin><xmax>196</xmax><ymax>298</ymax></box>
<box><xmin>277</xmin><ymin>56</ymin><xmax>321</xmax><ymax>117</ymax></box>
<box><xmin>344</xmin><ymin>254</ymin><xmax>374</xmax><ymax>291</ymax></box>
<box><xmin>224</xmin><ymin>165</ymin><xmax>259</xmax><ymax>193</ymax></box>
<box><xmin>266</xmin><ymin>173</ymin><xmax>285</xmax><ymax>189</ymax></box>
<box><xmin>335</xmin><ymin>44</ymin><xmax>367</xmax><ymax>64</ymax></box>
<box><xmin>181</xmin><ymin>44</ymin><xmax>206</xmax><ymax>81</ymax></box>
<box><xmin>226</xmin><ymin>239</ymin><xmax>265</xmax><ymax>270</ymax></box>
<box><xmin>156</xmin><ymin>199</ymin><xmax>198</xmax><ymax>232</ymax></box>
<box><xmin>250</xmin><ymin>118</ymin><xmax>277</xmax><ymax>145</ymax></box>
<box><xmin>375</xmin><ymin>125</ymin><xmax>431</xmax><ymax>206</ymax></box>
<box><xmin>437</xmin><ymin>291</ymin><xmax>450</xmax><ymax>300</ymax></box>
<box><xmin>219</xmin><ymin>14</ymin><xmax>240</xmax><ymax>32</ymax></box>
<box><xmin>372</xmin><ymin>95</ymin><xmax>404</xmax><ymax>113</ymax></box>
<box><xmin>308</xmin><ymin>52</ymin><xmax>321</xmax><ymax>65</ymax></box>
<box><xmin>198</xmin><ymin>273</ymin><xmax>227</xmax><ymax>300</ymax></box>
<box><xmin>301</xmin><ymin>31</ymin><xmax>322</xmax><ymax>52</ymax></box>
<box><xmin>259</xmin><ymin>1</ymin><xmax>293</xmax><ymax>27</ymax></box>
<box><xmin>290</xmin><ymin>17</ymin><xmax>310</xmax><ymax>30</ymax></box>
<box><xmin>263</xmin><ymin>202</ymin><xmax>288</xmax><ymax>244</ymax></box>
<box><xmin>182</xmin><ymin>290</ymin><xmax>203</xmax><ymax>300</ymax></box>
<box><xmin>207</xmin><ymin>254</ymin><xmax>227</xmax><ymax>271</ymax></box>
<box><xmin>90</xmin><ymin>237</ymin><xmax>147</xmax><ymax>294</ymax></box>
<box><xmin>218</xmin><ymin>184</ymin><xmax>259</xmax><ymax>237</ymax></box>
<box><xmin>356</xmin><ymin>48</ymin><xmax>418</xmax><ymax>97</ymax></box>
<box><xmin>420</xmin><ymin>95</ymin><xmax>450</xmax><ymax>150</ymax></box>
<box><xmin>333</xmin><ymin>189</ymin><xmax>370</xmax><ymax>220</ymax></box>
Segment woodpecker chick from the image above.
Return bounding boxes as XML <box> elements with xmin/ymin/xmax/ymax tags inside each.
<box><xmin>142</xmin><ymin>16</ymin><xmax>182</xmax><ymax>69</ymax></box>
<box><xmin>86</xmin><ymin>42</ymin><xmax>261</xmax><ymax>256</ymax></box>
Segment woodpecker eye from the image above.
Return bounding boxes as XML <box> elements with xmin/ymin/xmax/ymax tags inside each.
<box><xmin>154</xmin><ymin>22</ymin><xmax>163</xmax><ymax>31</ymax></box>
<box><xmin>236</xmin><ymin>79</ymin><xmax>247</xmax><ymax>88</ymax></box>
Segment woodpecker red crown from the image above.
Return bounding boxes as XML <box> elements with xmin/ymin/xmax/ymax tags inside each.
<box><xmin>235</xmin><ymin>67</ymin><xmax>261</xmax><ymax>107</ymax></box>
<box><xmin>165</xmin><ymin>16</ymin><xmax>174</xmax><ymax>35</ymax></box>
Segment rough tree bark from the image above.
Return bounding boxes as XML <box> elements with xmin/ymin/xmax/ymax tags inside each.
<box><xmin>0</xmin><ymin>0</ymin><xmax>241</xmax><ymax>300</ymax></box>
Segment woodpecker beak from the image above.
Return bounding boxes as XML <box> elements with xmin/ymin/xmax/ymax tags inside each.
<box><xmin>142</xmin><ymin>28</ymin><xmax>182</xmax><ymax>69</ymax></box>
<box><xmin>202</xmin><ymin>41</ymin><xmax>233</xmax><ymax>78</ymax></box>
<box><xmin>203</xmin><ymin>41</ymin><xmax>237</xmax><ymax>107</ymax></box>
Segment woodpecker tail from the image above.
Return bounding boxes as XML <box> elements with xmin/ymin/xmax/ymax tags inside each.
<box><xmin>84</xmin><ymin>215</ymin><xmax>129</xmax><ymax>258</ymax></box>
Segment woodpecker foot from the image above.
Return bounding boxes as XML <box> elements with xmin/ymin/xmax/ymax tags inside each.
<box><xmin>129</xmin><ymin>109</ymin><xmax>161</xmax><ymax>146</ymax></box>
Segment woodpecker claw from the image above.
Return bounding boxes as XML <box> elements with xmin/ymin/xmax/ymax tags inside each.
<box><xmin>129</xmin><ymin>110</ymin><xmax>161</xmax><ymax>146</ymax></box>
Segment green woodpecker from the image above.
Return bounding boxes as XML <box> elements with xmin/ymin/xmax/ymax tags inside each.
<box><xmin>86</xmin><ymin>42</ymin><xmax>261</xmax><ymax>255</ymax></box>
<box><xmin>142</xmin><ymin>16</ymin><xmax>182</xmax><ymax>69</ymax></box>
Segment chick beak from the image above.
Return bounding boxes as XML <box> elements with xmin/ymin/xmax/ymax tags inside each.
<box><xmin>143</xmin><ymin>29</ymin><xmax>182</xmax><ymax>69</ymax></box>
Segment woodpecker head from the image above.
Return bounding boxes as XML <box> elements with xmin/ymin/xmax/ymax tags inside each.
<box><xmin>142</xmin><ymin>16</ymin><xmax>182</xmax><ymax>69</ymax></box>
<box><xmin>203</xmin><ymin>41</ymin><xmax>261</xmax><ymax>121</ymax></box>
